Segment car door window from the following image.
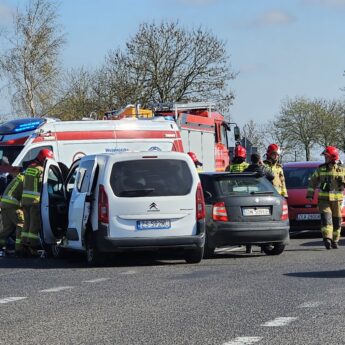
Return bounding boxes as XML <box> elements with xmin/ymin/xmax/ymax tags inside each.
<box><xmin>22</xmin><ymin>145</ymin><xmax>53</xmax><ymax>164</ymax></box>
<box><xmin>75</xmin><ymin>160</ymin><xmax>95</xmax><ymax>193</ymax></box>
<box><xmin>47</xmin><ymin>165</ymin><xmax>64</xmax><ymax>200</ymax></box>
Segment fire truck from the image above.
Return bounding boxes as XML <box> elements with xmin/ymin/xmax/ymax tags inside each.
<box><xmin>151</xmin><ymin>102</ymin><xmax>239</xmax><ymax>171</ymax></box>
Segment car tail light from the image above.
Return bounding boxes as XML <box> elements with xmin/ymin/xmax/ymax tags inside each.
<box><xmin>281</xmin><ymin>199</ymin><xmax>289</xmax><ymax>221</ymax></box>
<box><xmin>98</xmin><ymin>184</ymin><xmax>109</xmax><ymax>224</ymax></box>
<box><xmin>212</xmin><ymin>201</ymin><xmax>229</xmax><ymax>222</ymax></box>
<box><xmin>196</xmin><ymin>182</ymin><xmax>206</xmax><ymax>220</ymax></box>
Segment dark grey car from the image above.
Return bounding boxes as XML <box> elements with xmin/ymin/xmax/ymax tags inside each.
<box><xmin>199</xmin><ymin>172</ymin><xmax>290</xmax><ymax>257</ymax></box>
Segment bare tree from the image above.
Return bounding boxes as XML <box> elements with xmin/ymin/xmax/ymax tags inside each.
<box><xmin>241</xmin><ymin>120</ymin><xmax>267</xmax><ymax>155</ymax></box>
<box><xmin>0</xmin><ymin>0</ymin><xmax>65</xmax><ymax>117</ymax></box>
<box><xmin>106</xmin><ymin>21</ymin><xmax>236</xmax><ymax>112</ymax></box>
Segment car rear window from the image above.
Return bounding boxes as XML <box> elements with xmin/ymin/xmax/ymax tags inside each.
<box><xmin>283</xmin><ymin>167</ymin><xmax>316</xmax><ymax>189</ymax></box>
<box><xmin>216</xmin><ymin>176</ymin><xmax>275</xmax><ymax>195</ymax></box>
<box><xmin>110</xmin><ymin>159</ymin><xmax>193</xmax><ymax>197</ymax></box>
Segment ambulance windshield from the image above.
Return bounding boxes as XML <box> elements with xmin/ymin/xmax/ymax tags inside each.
<box><xmin>0</xmin><ymin>146</ymin><xmax>24</xmax><ymax>164</ymax></box>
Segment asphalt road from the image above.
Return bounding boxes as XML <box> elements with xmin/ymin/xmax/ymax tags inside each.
<box><xmin>1</xmin><ymin>231</ymin><xmax>345</xmax><ymax>345</ymax></box>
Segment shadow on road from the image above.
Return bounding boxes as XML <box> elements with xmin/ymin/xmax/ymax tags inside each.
<box><xmin>285</xmin><ymin>269</ymin><xmax>345</xmax><ymax>279</ymax></box>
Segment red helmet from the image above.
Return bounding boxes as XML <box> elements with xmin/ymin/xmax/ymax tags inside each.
<box><xmin>322</xmin><ymin>146</ymin><xmax>339</xmax><ymax>162</ymax></box>
<box><xmin>234</xmin><ymin>145</ymin><xmax>246</xmax><ymax>159</ymax></box>
<box><xmin>36</xmin><ymin>149</ymin><xmax>54</xmax><ymax>164</ymax></box>
<box><xmin>187</xmin><ymin>152</ymin><xmax>198</xmax><ymax>163</ymax></box>
<box><xmin>267</xmin><ymin>143</ymin><xmax>281</xmax><ymax>156</ymax></box>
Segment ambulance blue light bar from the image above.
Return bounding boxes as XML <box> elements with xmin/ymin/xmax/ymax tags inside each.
<box><xmin>0</xmin><ymin>118</ymin><xmax>45</xmax><ymax>135</ymax></box>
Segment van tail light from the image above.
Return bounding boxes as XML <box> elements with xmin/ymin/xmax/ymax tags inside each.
<box><xmin>98</xmin><ymin>184</ymin><xmax>109</xmax><ymax>224</ymax></box>
<box><xmin>281</xmin><ymin>199</ymin><xmax>289</xmax><ymax>221</ymax></box>
<box><xmin>196</xmin><ymin>182</ymin><xmax>206</xmax><ymax>220</ymax></box>
<box><xmin>212</xmin><ymin>202</ymin><xmax>229</xmax><ymax>222</ymax></box>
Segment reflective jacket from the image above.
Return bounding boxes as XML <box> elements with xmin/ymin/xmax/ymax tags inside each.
<box><xmin>263</xmin><ymin>160</ymin><xmax>288</xmax><ymax>197</ymax></box>
<box><xmin>228</xmin><ymin>162</ymin><xmax>249</xmax><ymax>173</ymax></box>
<box><xmin>21</xmin><ymin>162</ymin><xmax>44</xmax><ymax>206</ymax></box>
<box><xmin>306</xmin><ymin>163</ymin><xmax>345</xmax><ymax>201</ymax></box>
<box><xmin>0</xmin><ymin>173</ymin><xmax>24</xmax><ymax>209</ymax></box>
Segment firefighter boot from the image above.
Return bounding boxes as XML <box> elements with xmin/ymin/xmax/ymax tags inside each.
<box><xmin>331</xmin><ymin>241</ymin><xmax>339</xmax><ymax>249</ymax></box>
<box><xmin>323</xmin><ymin>238</ymin><xmax>332</xmax><ymax>250</ymax></box>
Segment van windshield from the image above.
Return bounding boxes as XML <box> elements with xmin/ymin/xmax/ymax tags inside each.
<box><xmin>283</xmin><ymin>167</ymin><xmax>316</xmax><ymax>189</ymax></box>
<box><xmin>0</xmin><ymin>146</ymin><xmax>24</xmax><ymax>164</ymax></box>
<box><xmin>111</xmin><ymin>159</ymin><xmax>193</xmax><ymax>197</ymax></box>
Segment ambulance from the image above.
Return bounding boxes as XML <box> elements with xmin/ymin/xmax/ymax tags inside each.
<box><xmin>0</xmin><ymin>117</ymin><xmax>182</xmax><ymax>172</ymax></box>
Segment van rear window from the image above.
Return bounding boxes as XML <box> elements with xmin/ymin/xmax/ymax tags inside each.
<box><xmin>110</xmin><ymin>159</ymin><xmax>193</xmax><ymax>197</ymax></box>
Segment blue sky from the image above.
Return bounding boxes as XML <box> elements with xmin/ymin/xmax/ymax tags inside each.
<box><xmin>0</xmin><ymin>0</ymin><xmax>345</xmax><ymax>126</ymax></box>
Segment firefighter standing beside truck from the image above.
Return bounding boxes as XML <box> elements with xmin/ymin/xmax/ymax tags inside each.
<box><xmin>226</xmin><ymin>145</ymin><xmax>249</xmax><ymax>172</ymax></box>
<box><xmin>306</xmin><ymin>146</ymin><xmax>345</xmax><ymax>249</ymax></box>
<box><xmin>0</xmin><ymin>172</ymin><xmax>24</xmax><ymax>256</ymax></box>
<box><xmin>264</xmin><ymin>143</ymin><xmax>288</xmax><ymax>198</ymax></box>
<box><xmin>21</xmin><ymin>149</ymin><xmax>54</xmax><ymax>256</ymax></box>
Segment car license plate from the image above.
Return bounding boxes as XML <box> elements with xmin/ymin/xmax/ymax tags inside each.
<box><xmin>297</xmin><ymin>213</ymin><xmax>321</xmax><ymax>220</ymax></box>
<box><xmin>242</xmin><ymin>208</ymin><xmax>270</xmax><ymax>216</ymax></box>
<box><xmin>137</xmin><ymin>220</ymin><xmax>171</xmax><ymax>230</ymax></box>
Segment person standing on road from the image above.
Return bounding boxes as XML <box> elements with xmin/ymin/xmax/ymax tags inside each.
<box><xmin>244</xmin><ymin>153</ymin><xmax>274</xmax><ymax>181</ymax></box>
<box><xmin>0</xmin><ymin>173</ymin><xmax>24</xmax><ymax>256</ymax></box>
<box><xmin>263</xmin><ymin>143</ymin><xmax>288</xmax><ymax>198</ymax></box>
<box><xmin>21</xmin><ymin>149</ymin><xmax>54</xmax><ymax>256</ymax></box>
<box><xmin>226</xmin><ymin>145</ymin><xmax>249</xmax><ymax>172</ymax></box>
<box><xmin>187</xmin><ymin>152</ymin><xmax>203</xmax><ymax>172</ymax></box>
<box><xmin>306</xmin><ymin>146</ymin><xmax>345</xmax><ymax>249</ymax></box>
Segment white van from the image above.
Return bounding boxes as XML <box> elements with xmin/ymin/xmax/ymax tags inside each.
<box><xmin>40</xmin><ymin>151</ymin><xmax>206</xmax><ymax>264</ymax></box>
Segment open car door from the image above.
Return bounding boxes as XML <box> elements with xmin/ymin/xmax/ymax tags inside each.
<box><xmin>65</xmin><ymin>157</ymin><xmax>98</xmax><ymax>250</ymax></box>
<box><xmin>40</xmin><ymin>159</ymin><xmax>68</xmax><ymax>246</ymax></box>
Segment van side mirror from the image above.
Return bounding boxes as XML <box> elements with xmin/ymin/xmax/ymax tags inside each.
<box><xmin>234</xmin><ymin>126</ymin><xmax>241</xmax><ymax>141</ymax></box>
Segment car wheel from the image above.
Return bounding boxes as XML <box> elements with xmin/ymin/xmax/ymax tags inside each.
<box><xmin>262</xmin><ymin>243</ymin><xmax>285</xmax><ymax>256</ymax></box>
<box><xmin>44</xmin><ymin>243</ymin><xmax>65</xmax><ymax>259</ymax></box>
<box><xmin>85</xmin><ymin>231</ymin><xmax>103</xmax><ymax>266</ymax></box>
<box><xmin>185</xmin><ymin>246</ymin><xmax>204</xmax><ymax>264</ymax></box>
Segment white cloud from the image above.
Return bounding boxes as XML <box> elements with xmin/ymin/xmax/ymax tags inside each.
<box><xmin>0</xmin><ymin>3</ymin><xmax>13</xmax><ymax>22</ymax></box>
<box><xmin>250</xmin><ymin>10</ymin><xmax>296</xmax><ymax>28</ymax></box>
<box><xmin>303</xmin><ymin>0</ymin><xmax>345</xmax><ymax>7</ymax></box>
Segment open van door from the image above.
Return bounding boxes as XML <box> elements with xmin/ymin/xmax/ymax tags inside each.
<box><xmin>65</xmin><ymin>157</ymin><xmax>98</xmax><ymax>250</ymax></box>
<box><xmin>41</xmin><ymin>159</ymin><xmax>68</xmax><ymax>246</ymax></box>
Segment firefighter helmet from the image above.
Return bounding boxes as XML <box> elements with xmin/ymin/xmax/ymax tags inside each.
<box><xmin>234</xmin><ymin>145</ymin><xmax>246</xmax><ymax>159</ymax></box>
<box><xmin>36</xmin><ymin>149</ymin><xmax>54</xmax><ymax>164</ymax></box>
<box><xmin>321</xmin><ymin>146</ymin><xmax>339</xmax><ymax>162</ymax></box>
<box><xmin>267</xmin><ymin>143</ymin><xmax>281</xmax><ymax>156</ymax></box>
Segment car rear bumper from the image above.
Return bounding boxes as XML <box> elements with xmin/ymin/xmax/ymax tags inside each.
<box><xmin>94</xmin><ymin>220</ymin><xmax>205</xmax><ymax>252</ymax></box>
<box><xmin>289</xmin><ymin>219</ymin><xmax>321</xmax><ymax>231</ymax></box>
<box><xmin>207</xmin><ymin>221</ymin><xmax>290</xmax><ymax>247</ymax></box>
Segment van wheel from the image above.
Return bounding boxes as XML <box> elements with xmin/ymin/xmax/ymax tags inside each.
<box><xmin>262</xmin><ymin>243</ymin><xmax>285</xmax><ymax>256</ymax></box>
<box><xmin>185</xmin><ymin>247</ymin><xmax>204</xmax><ymax>264</ymax></box>
<box><xmin>85</xmin><ymin>231</ymin><xmax>103</xmax><ymax>266</ymax></box>
<box><xmin>44</xmin><ymin>243</ymin><xmax>65</xmax><ymax>259</ymax></box>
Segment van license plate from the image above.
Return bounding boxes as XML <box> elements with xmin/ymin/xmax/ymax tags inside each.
<box><xmin>243</xmin><ymin>208</ymin><xmax>270</xmax><ymax>216</ymax></box>
<box><xmin>297</xmin><ymin>213</ymin><xmax>321</xmax><ymax>220</ymax></box>
<box><xmin>137</xmin><ymin>220</ymin><xmax>171</xmax><ymax>230</ymax></box>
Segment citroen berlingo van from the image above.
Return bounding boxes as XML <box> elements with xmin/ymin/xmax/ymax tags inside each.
<box><xmin>40</xmin><ymin>152</ymin><xmax>205</xmax><ymax>265</ymax></box>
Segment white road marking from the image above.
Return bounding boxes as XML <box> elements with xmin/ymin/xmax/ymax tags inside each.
<box><xmin>299</xmin><ymin>301</ymin><xmax>322</xmax><ymax>308</ymax></box>
<box><xmin>83</xmin><ymin>278</ymin><xmax>109</xmax><ymax>283</ymax></box>
<box><xmin>261</xmin><ymin>317</ymin><xmax>298</xmax><ymax>327</ymax></box>
<box><xmin>0</xmin><ymin>297</ymin><xmax>27</xmax><ymax>304</ymax></box>
<box><xmin>223</xmin><ymin>336</ymin><xmax>263</xmax><ymax>345</ymax></box>
<box><xmin>120</xmin><ymin>270</ymin><xmax>137</xmax><ymax>275</ymax></box>
<box><xmin>40</xmin><ymin>286</ymin><xmax>74</xmax><ymax>292</ymax></box>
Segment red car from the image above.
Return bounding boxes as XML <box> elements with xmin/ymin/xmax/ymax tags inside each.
<box><xmin>283</xmin><ymin>161</ymin><xmax>345</xmax><ymax>231</ymax></box>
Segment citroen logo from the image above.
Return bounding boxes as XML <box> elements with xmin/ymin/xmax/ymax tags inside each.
<box><xmin>149</xmin><ymin>202</ymin><xmax>158</xmax><ymax>210</ymax></box>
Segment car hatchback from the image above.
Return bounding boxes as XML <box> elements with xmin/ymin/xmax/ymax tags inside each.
<box><xmin>199</xmin><ymin>172</ymin><xmax>290</xmax><ymax>256</ymax></box>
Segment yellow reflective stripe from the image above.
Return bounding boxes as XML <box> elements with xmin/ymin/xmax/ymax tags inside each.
<box><xmin>1</xmin><ymin>197</ymin><xmax>20</xmax><ymax>205</ymax></box>
<box><xmin>23</xmin><ymin>190</ymin><xmax>40</xmax><ymax>196</ymax></box>
<box><xmin>21</xmin><ymin>232</ymin><xmax>39</xmax><ymax>240</ymax></box>
<box><xmin>22</xmin><ymin>194</ymin><xmax>40</xmax><ymax>200</ymax></box>
<box><xmin>21</xmin><ymin>232</ymin><xmax>29</xmax><ymax>238</ymax></box>
<box><xmin>15</xmin><ymin>239</ymin><xmax>21</xmax><ymax>244</ymax></box>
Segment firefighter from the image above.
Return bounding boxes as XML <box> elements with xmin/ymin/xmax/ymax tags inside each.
<box><xmin>187</xmin><ymin>152</ymin><xmax>203</xmax><ymax>172</ymax></box>
<box><xmin>226</xmin><ymin>145</ymin><xmax>249</xmax><ymax>172</ymax></box>
<box><xmin>306</xmin><ymin>146</ymin><xmax>345</xmax><ymax>249</ymax></box>
<box><xmin>0</xmin><ymin>172</ymin><xmax>24</xmax><ymax>256</ymax></box>
<box><xmin>21</xmin><ymin>149</ymin><xmax>54</xmax><ymax>256</ymax></box>
<box><xmin>263</xmin><ymin>143</ymin><xmax>288</xmax><ymax>198</ymax></box>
